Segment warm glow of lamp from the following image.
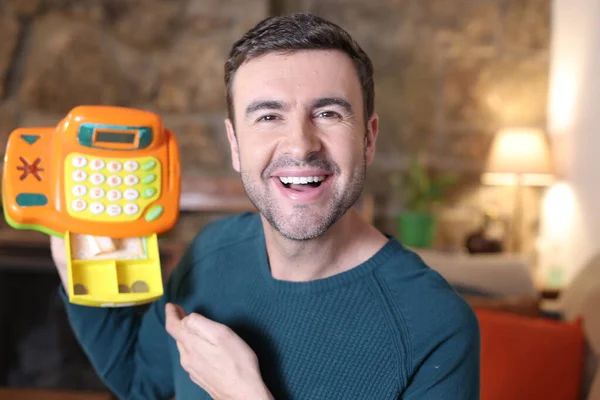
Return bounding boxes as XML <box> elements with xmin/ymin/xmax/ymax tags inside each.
<box><xmin>482</xmin><ymin>127</ymin><xmax>555</xmax><ymax>253</ymax></box>
<box><xmin>483</xmin><ymin>127</ymin><xmax>554</xmax><ymax>186</ymax></box>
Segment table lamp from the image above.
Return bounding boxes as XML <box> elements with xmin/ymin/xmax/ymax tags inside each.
<box><xmin>482</xmin><ymin>127</ymin><xmax>554</xmax><ymax>252</ymax></box>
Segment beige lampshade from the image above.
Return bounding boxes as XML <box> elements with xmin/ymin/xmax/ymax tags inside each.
<box><xmin>483</xmin><ymin>127</ymin><xmax>554</xmax><ymax>186</ymax></box>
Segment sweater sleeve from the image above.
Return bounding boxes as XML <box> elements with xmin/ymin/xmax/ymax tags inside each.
<box><xmin>60</xmin><ymin>245</ymin><xmax>195</xmax><ymax>400</ymax></box>
<box><xmin>374</xmin><ymin>249</ymin><xmax>481</xmax><ymax>400</ymax></box>
<box><xmin>400</xmin><ymin>298</ymin><xmax>481</xmax><ymax>400</ymax></box>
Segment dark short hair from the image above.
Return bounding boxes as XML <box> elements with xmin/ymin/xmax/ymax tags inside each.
<box><xmin>224</xmin><ymin>13</ymin><xmax>374</xmax><ymax>126</ymax></box>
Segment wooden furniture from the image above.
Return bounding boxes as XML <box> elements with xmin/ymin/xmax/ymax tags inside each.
<box><xmin>0</xmin><ymin>236</ymin><xmax>184</xmax><ymax>398</ymax></box>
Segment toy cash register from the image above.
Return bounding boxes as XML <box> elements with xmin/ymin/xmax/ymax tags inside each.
<box><xmin>2</xmin><ymin>106</ymin><xmax>180</xmax><ymax>307</ymax></box>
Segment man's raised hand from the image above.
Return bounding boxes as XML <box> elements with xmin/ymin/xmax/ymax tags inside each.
<box><xmin>165</xmin><ymin>303</ymin><xmax>274</xmax><ymax>400</ymax></box>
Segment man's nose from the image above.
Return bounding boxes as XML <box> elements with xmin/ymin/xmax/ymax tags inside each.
<box><xmin>281</xmin><ymin>119</ymin><xmax>322</xmax><ymax>160</ymax></box>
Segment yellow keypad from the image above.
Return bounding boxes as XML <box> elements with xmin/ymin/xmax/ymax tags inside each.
<box><xmin>65</xmin><ymin>153</ymin><xmax>162</xmax><ymax>222</ymax></box>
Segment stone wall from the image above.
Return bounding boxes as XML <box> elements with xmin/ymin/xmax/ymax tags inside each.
<box><xmin>0</xmin><ymin>0</ymin><xmax>550</xmax><ymax>250</ymax></box>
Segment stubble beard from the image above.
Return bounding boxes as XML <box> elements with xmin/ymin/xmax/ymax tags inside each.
<box><xmin>240</xmin><ymin>155</ymin><xmax>366</xmax><ymax>241</ymax></box>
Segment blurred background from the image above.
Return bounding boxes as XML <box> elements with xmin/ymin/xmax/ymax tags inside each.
<box><xmin>0</xmin><ymin>0</ymin><xmax>550</xmax><ymax>255</ymax></box>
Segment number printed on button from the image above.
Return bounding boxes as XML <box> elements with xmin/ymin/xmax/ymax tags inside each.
<box><xmin>72</xmin><ymin>155</ymin><xmax>87</xmax><ymax>168</ymax></box>
<box><xmin>90</xmin><ymin>187</ymin><xmax>105</xmax><ymax>200</ymax></box>
<box><xmin>108</xmin><ymin>190</ymin><xmax>122</xmax><ymax>202</ymax></box>
<box><xmin>90</xmin><ymin>173</ymin><xmax>105</xmax><ymax>185</ymax></box>
<box><xmin>124</xmin><ymin>160</ymin><xmax>139</xmax><ymax>172</ymax></box>
<box><xmin>124</xmin><ymin>203</ymin><xmax>139</xmax><ymax>215</ymax></box>
<box><xmin>124</xmin><ymin>175</ymin><xmax>139</xmax><ymax>186</ymax></box>
<box><xmin>107</xmin><ymin>204</ymin><xmax>122</xmax><ymax>217</ymax></box>
<box><xmin>107</xmin><ymin>161</ymin><xmax>122</xmax><ymax>173</ymax></box>
<box><xmin>90</xmin><ymin>159</ymin><xmax>105</xmax><ymax>171</ymax></box>
<box><xmin>108</xmin><ymin>175</ymin><xmax>122</xmax><ymax>187</ymax></box>
<box><xmin>90</xmin><ymin>202</ymin><xmax>105</xmax><ymax>215</ymax></box>
<box><xmin>124</xmin><ymin>189</ymin><xmax>139</xmax><ymax>201</ymax></box>
<box><xmin>72</xmin><ymin>199</ymin><xmax>87</xmax><ymax>212</ymax></box>
<box><xmin>72</xmin><ymin>170</ymin><xmax>87</xmax><ymax>182</ymax></box>
<box><xmin>71</xmin><ymin>184</ymin><xmax>87</xmax><ymax>197</ymax></box>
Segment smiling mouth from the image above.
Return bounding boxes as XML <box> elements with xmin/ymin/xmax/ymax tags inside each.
<box><xmin>278</xmin><ymin>175</ymin><xmax>326</xmax><ymax>189</ymax></box>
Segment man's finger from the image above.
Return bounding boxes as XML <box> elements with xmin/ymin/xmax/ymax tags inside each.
<box><xmin>172</xmin><ymin>303</ymin><xmax>187</xmax><ymax>319</ymax></box>
<box><xmin>165</xmin><ymin>303</ymin><xmax>186</xmax><ymax>340</ymax></box>
<box><xmin>183</xmin><ymin>313</ymin><xmax>228</xmax><ymax>345</ymax></box>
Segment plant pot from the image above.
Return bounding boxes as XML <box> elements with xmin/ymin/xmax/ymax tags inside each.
<box><xmin>397</xmin><ymin>212</ymin><xmax>437</xmax><ymax>248</ymax></box>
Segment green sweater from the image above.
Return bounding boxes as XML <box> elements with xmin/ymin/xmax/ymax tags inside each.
<box><xmin>61</xmin><ymin>212</ymin><xmax>480</xmax><ymax>399</ymax></box>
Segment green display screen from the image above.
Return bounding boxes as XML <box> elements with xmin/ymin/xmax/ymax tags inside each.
<box><xmin>95</xmin><ymin>131</ymin><xmax>136</xmax><ymax>144</ymax></box>
<box><xmin>79</xmin><ymin>123</ymin><xmax>152</xmax><ymax>150</ymax></box>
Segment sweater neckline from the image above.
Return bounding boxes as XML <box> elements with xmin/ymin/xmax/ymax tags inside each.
<box><xmin>252</xmin><ymin>214</ymin><xmax>403</xmax><ymax>294</ymax></box>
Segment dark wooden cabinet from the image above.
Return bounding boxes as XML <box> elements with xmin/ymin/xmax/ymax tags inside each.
<box><xmin>0</xmin><ymin>236</ymin><xmax>184</xmax><ymax>396</ymax></box>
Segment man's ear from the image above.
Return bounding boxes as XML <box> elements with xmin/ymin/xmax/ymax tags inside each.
<box><xmin>225</xmin><ymin>118</ymin><xmax>240</xmax><ymax>172</ymax></box>
<box><xmin>364</xmin><ymin>112</ymin><xmax>379</xmax><ymax>166</ymax></box>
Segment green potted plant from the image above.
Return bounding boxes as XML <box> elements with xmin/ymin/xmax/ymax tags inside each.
<box><xmin>391</xmin><ymin>154</ymin><xmax>457</xmax><ymax>248</ymax></box>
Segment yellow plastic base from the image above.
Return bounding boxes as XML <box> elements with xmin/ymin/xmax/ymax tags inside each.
<box><xmin>65</xmin><ymin>231</ymin><xmax>164</xmax><ymax>307</ymax></box>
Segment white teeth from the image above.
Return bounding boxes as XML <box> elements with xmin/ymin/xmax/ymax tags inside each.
<box><xmin>279</xmin><ymin>175</ymin><xmax>325</xmax><ymax>185</ymax></box>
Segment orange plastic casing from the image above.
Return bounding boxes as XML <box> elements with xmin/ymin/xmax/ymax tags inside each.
<box><xmin>2</xmin><ymin>106</ymin><xmax>181</xmax><ymax>238</ymax></box>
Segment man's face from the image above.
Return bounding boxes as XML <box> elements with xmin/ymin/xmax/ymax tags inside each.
<box><xmin>225</xmin><ymin>50</ymin><xmax>378</xmax><ymax>240</ymax></box>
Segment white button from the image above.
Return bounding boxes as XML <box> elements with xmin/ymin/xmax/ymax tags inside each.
<box><xmin>124</xmin><ymin>160</ymin><xmax>139</xmax><ymax>172</ymax></box>
<box><xmin>124</xmin><ymin>175</ymin><xmax>139</xmax><ymax>186</ymax></box>
<box><xmin>71</xmin><ymin>199</ymin><xmax>87</xmax><ymax>212</ymax></box>
<box><xmin>124</xmin><ymin>203</ymin><xmax>139</xmax><ymax>215</ymax></box>
<box><xmin>71</xmin><ymin>155</ymin><xmax>87</xmax><ymax>168</ymax></box>
<box><xmin>90</xmin><ymin>187</ymin><xmax>105</xmax><ymax>200</ymax></box>
<box><xmin>71</xmin><ymin>184</ymin><xmax>87</xmax><ymax>197</ymax></box>
<box><xmin>90</xmin><ymin>159</ymin><xmax>105</xmax><ymax>171</ymax></box>
<box><xmin>90</xmin><ymin>202</ymin><xmax>105</xmax><ymax>214</ymax></box>
<box><xmin>107</xmin><ymin>161</ymin><xmax>122</xmax><ymax>173</ymax></box>
<box><xmin>72</xmin><ymin>170</ymin><xmax>87</xmax><ymax>182</ymax></box>
<box><xmin>90</xmin><ymin>173</ymin><xmax>105</xmax><ymax>185</ymax></box>
<box><xmin>107</xmin><ymin>175</ymin><xmax>122</xmax><ymax>187</ymax></box>
<box><xmin>107</xmin><ymin>189</ymin><xmax>122</xmax><ymax>202</ymax></box>
<box><xmin>124</xmin><ymin>188</ymin><xmax>139</xmax><ymax>201</ymax></box>
<box><xmin>107</xmin><ymin>204</ymin><xmax>122</xmax><ymax>216</ymax></box>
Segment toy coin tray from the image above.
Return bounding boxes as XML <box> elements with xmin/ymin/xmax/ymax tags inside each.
<box><xmin>2</xmin><ymin>105</ymin><xmax>181</xmax><ymax>307</ymax></box>
<box><xmin>66</xmin><ymin>232</ymin><xmax>163</xmax><ymax>307</ymax></box>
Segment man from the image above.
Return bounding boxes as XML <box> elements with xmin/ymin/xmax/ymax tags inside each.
<box><xmin>51</xmin><ymin>12</ymin><xmax>480</xmax><ymax>400</ymax></box>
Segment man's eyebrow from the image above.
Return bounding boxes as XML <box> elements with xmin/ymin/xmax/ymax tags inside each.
<box><xmin>245</xmin><ymin>100</ymin><xmax>288</xmax><ymax>117</ymax></box>
<box><xmin>311</xmin><ymin>97</ymin><xmax>354</xmax><ymax>114</ymax></box>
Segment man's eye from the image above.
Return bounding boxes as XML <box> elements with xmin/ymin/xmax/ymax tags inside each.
<box><xmin>257</xmin><ymin>115</ymin><xmax>278</xmax><ymax>122</ymax></box>
<box><xmin>316</xmin><ymin>111</ymin><xmax>341</xmax><ymax>119</ymax></box>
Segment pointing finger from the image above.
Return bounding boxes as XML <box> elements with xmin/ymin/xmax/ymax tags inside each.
<box><xmin>165</xmin><ymin>303</ymin><xmax>187</xmax><ymax>340</ymax></box>
<box><xmin>183</xmin><ymin>313</ymin><xmax>229</xmax><ymax>345</ymax></box>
